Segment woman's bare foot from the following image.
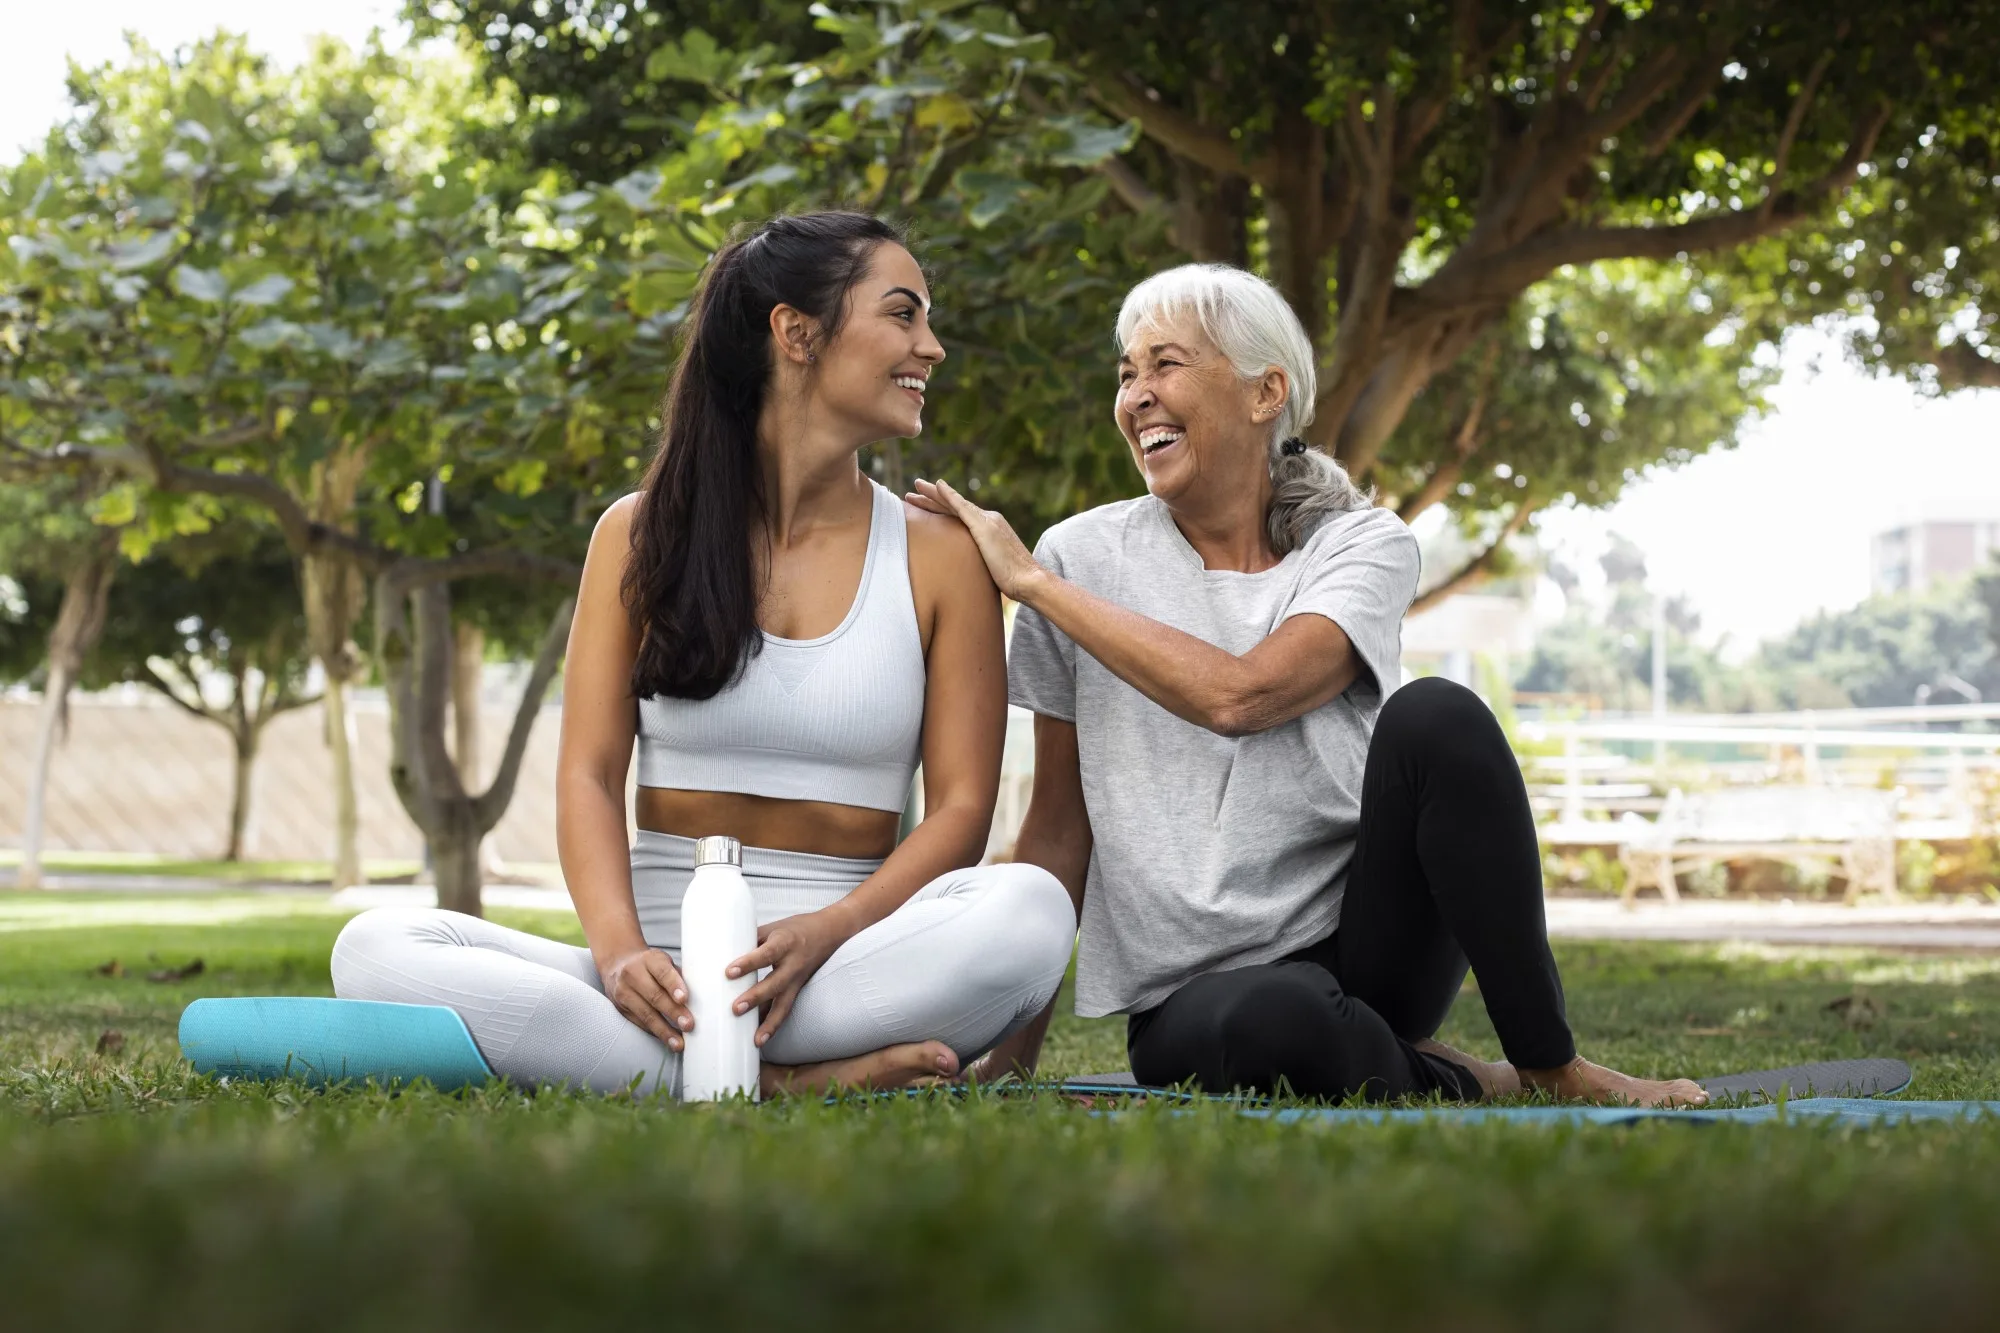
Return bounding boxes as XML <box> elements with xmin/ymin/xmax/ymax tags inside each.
<box><xmin>759</xmin><ymin>1040</ymin><xmax>958</xmax><ymax>1098</ymax></box>
<box><xmin>1416</xmin><ymin>1038</ymin><xmax>1521</xmax><ymax>1099</ymax></box>
<box><xmin>1518</xmin><ymin>1057</ymin><xmax>1708</xmax><ymax>1108</ymax></box>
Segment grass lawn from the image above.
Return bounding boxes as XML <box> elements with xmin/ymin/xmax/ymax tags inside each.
<box><xmin>6</xmin><ymin>893</ymin><xmax>2000</xmax><ymax>1330</ymax></box>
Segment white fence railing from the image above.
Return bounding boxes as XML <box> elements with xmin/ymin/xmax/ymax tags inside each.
<box><xmin>1520</xmin><ymin>703</ymin><xmax>2000</xmax><ymax>841</ymax></box>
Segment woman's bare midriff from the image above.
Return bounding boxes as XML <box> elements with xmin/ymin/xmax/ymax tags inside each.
<box><xmin>636</xmin><ymin>787</ymin><xmax>900</xmax><ymax>861</ymax></box>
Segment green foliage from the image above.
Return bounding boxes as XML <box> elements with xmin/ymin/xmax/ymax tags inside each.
<box><xmin>1517</xmin><ymin>537</ymin><xmax>1763</xmax><ymax>711</ymax></box>
<box><xmin>82</xmin><ymin>528</ymin><xmax>315</xmax><ymax>707</ymax></box>
<box><xmin>0</xmin><ymin>35</ymin><xmax>620</xmax><ymax>568</ymax></box>
<box><xmin>1754</xmin><ymin>575</ymin><xmax>2000</xmax><ymax>710</ymax></box>
<box><xmin>1390</xmin><ymin>262</ymin><xmax>1785</xmax><ymax>519</ymax></box>
<box><xmin>1519</xmin><ymin>549</ymin><xmax>2000</xmax><ymax>713</ymax></box>
<box><xmin>469</xmin><ymin>3</ymin><xmax>1166</xmax><ymax>541</ymax></box>
<box><xmin>422</xmin><ymin>0</ymin><xmax>2000</xmax><ymax>572</ymax></box>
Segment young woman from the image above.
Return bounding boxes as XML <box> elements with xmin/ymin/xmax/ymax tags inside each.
<box><xmin>915</xmin><ymin>263</ymin><xmax>1706</xmax><ymax>1107</ymax></box>
<box><xmin>333</xmin><ymin>212</ymin><xmax>1075</xmax><ymax>1098</ymax></box>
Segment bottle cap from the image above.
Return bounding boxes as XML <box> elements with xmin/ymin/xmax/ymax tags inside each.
<box><xmin>694</xmin><ymin>835</ymin><xmax>742</xmax><ymax>868</ymax></box>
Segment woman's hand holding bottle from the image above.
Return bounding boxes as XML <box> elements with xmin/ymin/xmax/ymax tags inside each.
<box><xmin>598</xmin><ymin>944</ymin><xmax>694</xmax><ymax>1051</ymax></box>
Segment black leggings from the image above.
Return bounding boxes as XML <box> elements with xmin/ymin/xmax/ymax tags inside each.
<box><xmin>1126</xmin><ymin>677</ymin><xmax>1577</xmax><ymax>1101</ymax></box>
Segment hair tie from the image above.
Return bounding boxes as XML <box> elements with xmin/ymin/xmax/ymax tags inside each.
<box><xmin>1280</xmin><ymin>436</ymin><xmax>1308</xmax><ymax>457</ymax></box>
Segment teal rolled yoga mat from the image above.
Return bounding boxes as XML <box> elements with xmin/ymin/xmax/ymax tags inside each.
<box><xmin>179</xmin><ymin>997</ymin><xmax>496</xmax><ymax>1091</ymax></box>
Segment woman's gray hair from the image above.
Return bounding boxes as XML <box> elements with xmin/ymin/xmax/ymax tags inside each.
<box><xmin>1114</xmin><ymin>263</ymin><xmax>1371</xmax><ymax>554</ymax></box>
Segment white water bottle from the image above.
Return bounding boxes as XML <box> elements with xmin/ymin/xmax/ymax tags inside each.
<box><xmin>678</xmin><ymin>835</ymin><xmax>760</xmax><ymax>1102</ymax></box>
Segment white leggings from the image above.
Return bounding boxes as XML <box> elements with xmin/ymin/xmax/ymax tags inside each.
<box><xmin>330</xmin><ymin>834</ymin><xmax>1075</xmax><ymax>1098</ymax></box>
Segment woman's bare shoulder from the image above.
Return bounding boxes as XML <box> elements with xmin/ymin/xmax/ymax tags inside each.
<box><xmin>901</xmin><ymin>496</ymin><xmax>992</xmax><ymax>585</ymax></box>
<box><xmin>594</xmin><ymin>492</ymin><xmax>641</xmax><ymax>539</ymax></box>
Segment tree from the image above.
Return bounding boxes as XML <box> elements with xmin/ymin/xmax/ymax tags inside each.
<box><xmin>1513</xmin><ymin>530</ymin><xmax>1758</xmax><ymax>712</ymax></box>
<box><xmin>1751</xmin><ymin>101</ymin><xmax>2000</xmax><ymax>391</ymax></box>
<box><xmin>424</xmin><ymin>1</ymin><xmax>2000</xmax><ymax>585</ymax></box>
<box><xmin>86</xmin><ymin>533</ymin><xmax>319</xmax><ymax>862</ymax></box>
<box><xmin>419</xmin><ymin>1</ymin><xmax>1174</xmax><ymax>539</ymax></box>
<box><xmin>1978</xmin><ymin>559</ymin><xmax>2000</xmax><ymax>662</ymax></box>
<box><xmin>376</xmin><ymin>572</ymin><xmax>574</xmax><ymax>911</ymax></box>
<box><xmin>1026</xmin><ymin>1</ymin><xmax>1991</xmax><ymax>478</ymax></box>
<box><xmin>0</xmin><ymin>36</ymin><xmax>600</xmax><ymax>913</ymax></box>
<box><xmin>0</xmin><ymin>477</ymin><xmax>122</xmax><ymax>888</ymax></box>
<box><xmin>1753</xmin><ymin>579</ymin><xmax>2000</xmax><ymax>709</ymax></box>
<box><xmin>1395</xmin><ymin>260</ymin><xmax>1783</xmax><ymax>608</ymax></box>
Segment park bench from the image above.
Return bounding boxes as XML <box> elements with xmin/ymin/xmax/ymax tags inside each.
<box><xmin>1617</xmin><ymin>785</ymin><xmax>1901</xmax><ymax>905</ymax></box>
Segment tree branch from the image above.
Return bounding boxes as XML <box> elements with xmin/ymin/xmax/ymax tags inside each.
<box><xmin>1090</xmin><ymin>76</ymin><xmax>1275</xmax><ymax>187</ymax></box>
<box><xmin>1398</xmin><ymin>335</ymin><xmax>1501</xmax><ymax>523</ymax></box>
<box><xmin>474</xmin><ymin>596</ymin><xmax>576</xmax><ymax>831</ymax></box>
<box><xmin>1097</xmin><ymin>152</ymin><xmax>1165</xmax><ymax>215</ymax></box>
<box><xmin>1763</xmin><ymin>45</ymin><xmax>1840</xmax><ymax>214</ymax></box>
<box><xmin>1578</xmin><ymin>44</ymin><xmax>1693</xmax><ymax>147</ymax></box>
<box><xmin>1639</xmin><ymin>58</ymin><xmax>1725</xmax><ymax>157</ymax></box>
<box><xmin>265</xmin><ymin>688</ymin><xmax>325</xmax><ymax>719</ymax></box>
<box><xmin>412</xmin><ymin>582</ymin><xmax>464</xmax><ymax>804</ymax></box>
<box><xmin>384</xmin><ymin>549</ymin><xmax>584</xmax><ymax>592</ymax></box>
<box><xmin>19</xmin><ymin>439</ymin><xmax>393</xmax><ymax>572</ymax></box>
<box><xmin>1931</xmin><ymin>340</ymin><xmax>2000</xmax><ymax>390</ymax></box>
<box><xmin>1408</xmin><ymin>500</ymin><xmax>1539</xmax><ymax>615</ymax></box>
<box><xmin>374</xmin><ymin>572</ymin><xmax>435</xmax><ymax>827</ymax></box>
<box><xmin>10</xmin><ymin>439</ymin><xmax>588</xmax><ymax>591</ymax></box>
<box><xmin>139</xmin><ymin>663</ymin><xmax>228</xmax><ymax>728</ymax></box>
<box><xmin>1574</xmin><ymin>15</ymin><xmax>1630</xmax><ymax>110</ymax></box>
<box><xmin>1405</xmin><ymin>100</ymin><xmax>1892</xmax><ymax>313</ymax></box>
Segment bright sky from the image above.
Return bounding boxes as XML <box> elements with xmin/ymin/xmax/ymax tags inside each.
<box><xmin>1533</xmin><ymin>327</ymin><xmax>2000</xmax><ymax>658</ymax></box>
<box><xmin>8</xmin><ymin>5</ymin><xmax>2000</xmax><ymax>659</ymax></box>
<box><xmin>0</xmin><ymin>0</ymin><xmax>408</xmax><ymax>162</ymax></box>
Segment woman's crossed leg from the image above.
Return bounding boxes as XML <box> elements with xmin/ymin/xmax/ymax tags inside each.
<box><xmin>332</xmin><ymin>861</ymin><xmax>1074</xmax><ymax>1098</ymax></box>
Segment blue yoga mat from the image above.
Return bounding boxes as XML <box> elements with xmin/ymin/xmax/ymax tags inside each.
<box><xmin>180</xmin><ymin>997</ymin><xmax>495</xmax><ymax>1091</ymax></box>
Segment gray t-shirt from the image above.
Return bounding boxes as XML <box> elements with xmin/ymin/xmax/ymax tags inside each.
<box><xmin>1007</xmin><ymin>496</ymin><xmax>1421</xmax><ymax>1017</ymax></box>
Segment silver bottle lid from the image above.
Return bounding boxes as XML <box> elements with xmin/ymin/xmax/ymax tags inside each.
<box><xmin>694</xmin><ymin>835</ymin><xmax>742</xmax><ymax>868</ymax></box>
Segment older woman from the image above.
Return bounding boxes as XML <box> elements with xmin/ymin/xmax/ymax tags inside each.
<box><xmin>915</xmin><ymin>264</ymin><xmax>1703</xmax><ymax>1106</ymax></box>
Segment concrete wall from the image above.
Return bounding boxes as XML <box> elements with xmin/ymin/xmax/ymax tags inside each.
<box><xmin>0</xmin><ymin>691</ymin><xmax>564</xmax><ymax>865</ymax></box>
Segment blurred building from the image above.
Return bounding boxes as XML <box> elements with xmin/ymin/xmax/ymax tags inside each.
<box><xmin>1400</xmin><ymin>592</ymin><xmax>1537</xmax><ymax>693</ymax></box>
<box><xmin>1872</xmin><ymin>519</ymin><xmax>2000</xmax><ymax>595</ymax></box>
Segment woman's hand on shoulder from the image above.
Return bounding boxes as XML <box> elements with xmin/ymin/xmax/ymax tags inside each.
<box><xmin>906</xmin><ymin>478</ymin><xmax>1044</xmax><ymax>603</ymax></box>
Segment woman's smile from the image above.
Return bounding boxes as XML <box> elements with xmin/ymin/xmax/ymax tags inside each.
<box><xmin>1138</xmin><ymin>424</ymin><xmax>1186</xmax><ymax>459</ymax></box>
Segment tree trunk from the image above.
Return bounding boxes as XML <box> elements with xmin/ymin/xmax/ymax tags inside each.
<box><xmin>19</xmin><ymin>662</ymin><xmax>72</xmax><ymax>892</ymax></box>
<box><xmin>226</xmin><ymin>722</ymin><xmax>258</xmax><ymax>863</ymax></box>
<box><xmin>452</xmin><ymin>619</ymin><xmax>508</xmax><ymax>878</ymax></box>
<box><xmin>322</xmin><ymin>672</ymin><xmax>364</xmax><ymax>889</ymax></box>
<box><xmin>379</xmin><ymin>580</ymin><xmax>479</xmax><ymax>913</ymax></box>
<box><xmin>17</xmin><ymin>552</ymin><xmax>116</xmax><ymax>891</ymax></box>
<box><xmin>300</xmin><ymin>443</ymin><xmax>372</xmax><ymax>891</ymax></box>
<box><xmin>429</xmin><ymin>810</ymin><xmax>483</xmax><ymax>917</ymax></box>
<box><xmin>379</xmin><ymin>577</ymin><xmax>575</xmax><ymax>920</ymax></box>
<box><xmin>451</xmin><ymin>621</ymin><xmax>485</xmax><ymax>785</ymax></box>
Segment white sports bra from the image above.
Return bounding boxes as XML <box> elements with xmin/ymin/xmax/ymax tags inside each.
<box><xmin>636</xmin><ymin>481</ymin><xmax>926</xmax><ymax>813</ymax></box>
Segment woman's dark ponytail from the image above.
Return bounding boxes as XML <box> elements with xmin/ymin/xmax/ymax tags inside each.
<box><xmin>622</xmin><ymin>211</ymin><xmax>904</xmax><ymax>700</ymax></box>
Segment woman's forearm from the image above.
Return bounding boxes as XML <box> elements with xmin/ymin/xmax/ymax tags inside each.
<box><xmin>1018</xmin><ymin>569</ymin><xmax>1348</xmax><ymax>736</ymax></box>
<box><xmin>556</xmin><ymin>771</ymin><xmax>648</xmax><ymax>968</ymax></box>
<box><xmin>1010</xmin><ymin>810</ymin><xmax>1090</xmax><ymax>919</ymax></box>
<box><xmin>820</xmin><ymin>798</ymin><xmax>991</xmax><ymax>938</ymax></box>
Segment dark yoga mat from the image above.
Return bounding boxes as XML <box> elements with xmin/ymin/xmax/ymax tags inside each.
<box><xmin>1057</xmin><ymin>1058</ymin><xmax>1913</xmax><ymax>1103</ymax></box>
